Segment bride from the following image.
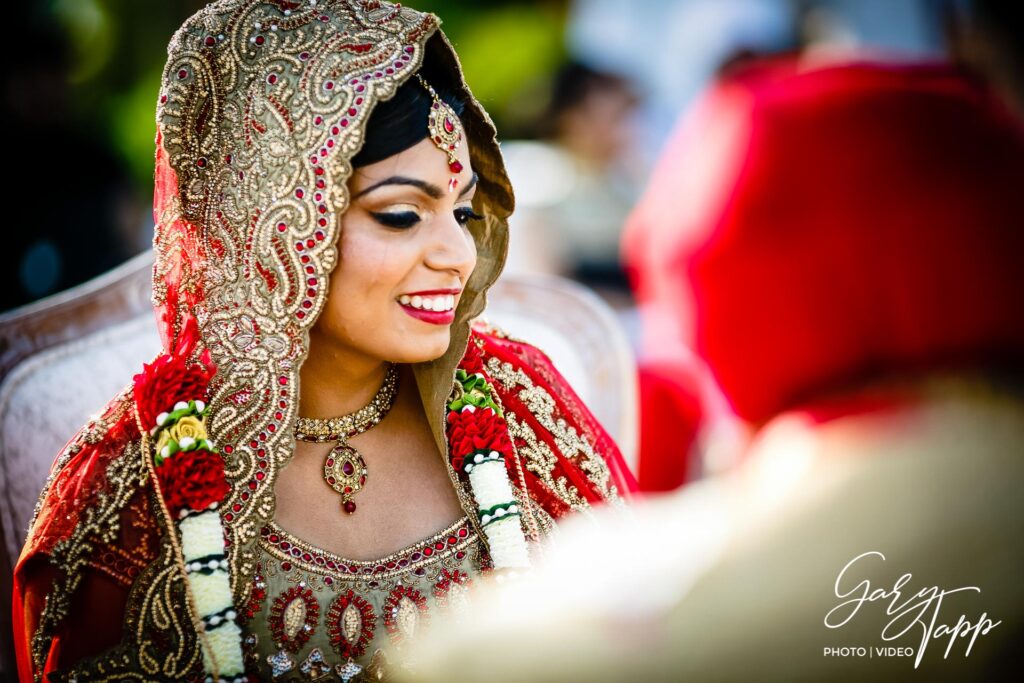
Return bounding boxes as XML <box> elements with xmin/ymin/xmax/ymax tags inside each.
<box><xmin>12</xmin><ymin>1</ymin><xmax>635</xmax><ymax>681</ymax></box>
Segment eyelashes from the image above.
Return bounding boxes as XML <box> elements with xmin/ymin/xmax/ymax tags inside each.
<box><xmin>369</xmin><ymin>207</ymin><xmax>484</xmax><ymax>230</ymax></box>
<box><xmin>455</xmin><ymin>207</ymin><xmax>484</xmax><ymax>226</ymax></box>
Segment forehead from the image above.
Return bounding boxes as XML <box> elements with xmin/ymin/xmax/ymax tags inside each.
<box><xmin>348</xmin><ymin>137</ymin><xmax>473</xmax><ymax>189</ymax></box>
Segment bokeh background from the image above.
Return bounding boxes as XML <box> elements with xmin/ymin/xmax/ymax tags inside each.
<box><xmin>12</xmin><ymin>0</ymin><xmax>1017</xmax><ymax>312</ymax></box>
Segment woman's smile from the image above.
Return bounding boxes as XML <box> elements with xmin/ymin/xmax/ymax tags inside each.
<box><xmin>396</xmin><ymin>287</ymin><xmax>460</xmax><ymax>324</ymax></box>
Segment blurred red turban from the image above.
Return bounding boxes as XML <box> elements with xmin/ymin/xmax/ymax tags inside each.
<box><xmin>672</xmin><ymin>61</ymin><xmax>1024</xmax><ymax>423</ymax></box>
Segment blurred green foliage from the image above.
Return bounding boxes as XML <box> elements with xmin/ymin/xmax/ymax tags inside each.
<box><xmin>36</xmin><ymin>0</ymin><xmax>567</xmax><ymax>191</ymax></box>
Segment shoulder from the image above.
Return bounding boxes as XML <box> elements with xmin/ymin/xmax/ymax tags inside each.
<box><xmin>466</xmin><ymin>319</ymin><xmax>636</xmax><ymax>519</ymax></box>
<box><xmin>14</xmin><ymin>386</ymin><xmax>166</xmax><ymax>680</ymax></box>
<box><xmin>23</xmin><ymin>386</ymin><xmax>141</xmax><ymax>547</ymax></box>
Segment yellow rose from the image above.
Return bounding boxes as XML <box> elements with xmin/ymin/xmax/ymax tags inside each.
<box><xmin>169</xmin><ymin>415</ymin><xmax>208</xmax><ymax>444</ymax></box>
<box><xmin>155</xmin><ymin>428</ymin><xmax>172</xmax><ymax>455</ymax></box>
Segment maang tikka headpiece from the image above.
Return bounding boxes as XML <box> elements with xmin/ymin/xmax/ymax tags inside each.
<box><xmin>417</xmin><ymin>73</ymin><xmax>465</xmax><ymax>191</ymax></box>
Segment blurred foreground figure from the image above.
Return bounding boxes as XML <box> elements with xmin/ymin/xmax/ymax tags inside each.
<box><xmin>401</xmin><ymin>61</ymin><xmax>1024</xmax><ymax>681</ymax></box>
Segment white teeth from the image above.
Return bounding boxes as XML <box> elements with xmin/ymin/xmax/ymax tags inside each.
<box><xmin>399</xmin><ymin>294</ymin><xmax>456</xmax><ymax>312</ymax></box>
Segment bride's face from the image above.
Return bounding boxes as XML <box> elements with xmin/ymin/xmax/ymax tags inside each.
<box><xmin>312</xmin><ymin>136</ymin><xmax>478</xmax><ymax>364</ymax></box>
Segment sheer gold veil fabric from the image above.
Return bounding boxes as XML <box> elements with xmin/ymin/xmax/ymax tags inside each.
<box><xmin>152</xmin><ymin>0</ymin><xmax>513</xmax><ymax>607</ymax></box>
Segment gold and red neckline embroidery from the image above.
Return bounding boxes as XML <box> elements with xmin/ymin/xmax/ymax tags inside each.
<box><xmin>258</xmin><ymin>515</ymin><xmax>477</xmax><ymax>578</ymax></box>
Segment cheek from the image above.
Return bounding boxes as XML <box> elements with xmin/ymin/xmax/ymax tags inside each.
<box><xmin>466</xmin><ymin>230</ymin><xmax>479</xmax><ymax>273</ymax></box>
<box><xmin>335</xmin><ymin>227</ymin><xmax>391</xmax><ymax>290</ymax></box>
<box><xmin>324</xmin><ymin>221</ymin><xmax>412</xmax><ymax>327</ymax></box>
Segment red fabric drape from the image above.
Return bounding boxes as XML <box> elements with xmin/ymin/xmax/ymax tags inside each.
<box><xmin>625</xmin><ymin>59</ymin><xmax>1024</xmax><ymax>428</ymax></box>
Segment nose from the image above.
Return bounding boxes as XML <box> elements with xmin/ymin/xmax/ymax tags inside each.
<box><xmin>424</xmin><ymin>212</ymin><xmax>476</xmax><ymax>278</ymax></box>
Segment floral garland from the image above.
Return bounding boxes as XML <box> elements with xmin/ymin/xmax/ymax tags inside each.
<box><xmin>446</xmin><ymin>347</ymin><xmax>531</xmax><ymax>570</ymax></box>
<box><xmin>132</xmin><ymin>319</ymin><xmax>246</xmax><ymax>683</ymax></box>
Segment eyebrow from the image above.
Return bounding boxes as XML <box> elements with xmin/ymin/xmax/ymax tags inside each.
<box><xmin>352</xmin><ymin>172</ymin><xmax>478</xmax><ymax>201</ymax></box>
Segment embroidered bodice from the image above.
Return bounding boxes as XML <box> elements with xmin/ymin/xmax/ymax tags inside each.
<box><xmin>240</xmin><ymin>515</ymin><xmax>487</xmax><ymax>681</ymax></box>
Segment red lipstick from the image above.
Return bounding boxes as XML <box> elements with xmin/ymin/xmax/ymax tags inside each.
<box><xmin>399</xmin><ymin>304</ymin><xmax>455</xmax><ymax>325</ymax></box>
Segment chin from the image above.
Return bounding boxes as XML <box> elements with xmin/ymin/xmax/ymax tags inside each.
<box><xmin>390</xmin><ymin>330</ymin><xmax>452</xmax><ymax>364</ymax></box>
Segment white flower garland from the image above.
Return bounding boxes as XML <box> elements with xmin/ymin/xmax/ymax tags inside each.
<box><xmin>140</xmin><ymin>400</ymin><xmax>246</xmax><ymax>683</ymax></box>
<box><xmin>448</xmin><ymin>372</ymin><xmax>532</xmax><ymax>571</ymax></box>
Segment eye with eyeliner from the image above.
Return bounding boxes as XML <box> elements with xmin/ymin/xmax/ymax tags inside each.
<box><xmin>369</xmin><ymin>206</ymin><xmax>483</xmax><ymax>229</ymax></box>
<box><xmin>370</xmin><ymin>210</ymin><xmax>420</xmax><ymax>229</ymax></box>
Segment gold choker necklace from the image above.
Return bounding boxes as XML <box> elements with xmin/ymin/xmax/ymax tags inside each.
<box><xmin>294</xmin><ymin>363</ymin><xmax>399</xmax><ymax>514</ymax></box>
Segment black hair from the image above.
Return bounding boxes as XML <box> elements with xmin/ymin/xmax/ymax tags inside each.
<box><xmin>351</xmin><ymin>71</ymin><xmax>467</xmax><ymax>168</ymax></box>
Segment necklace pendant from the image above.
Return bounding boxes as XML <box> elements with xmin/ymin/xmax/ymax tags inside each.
<box><xmin>324</xmin><ymin>443</ymin><xmax>367</xmax><ymax>514</ymax></box>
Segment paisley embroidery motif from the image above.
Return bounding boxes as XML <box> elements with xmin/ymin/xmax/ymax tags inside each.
<box><xmin>433</xmin><ymin>569</ymin><xmax>472</xmax><ymax>614</ymax></box>
<box><xmin>30</xmin><ymin>436</ymin><xmax>152</xmax><ymax>682</ymax></box>
<box><xmin>382</xmin><ymin>586</ymin><xmax>428</xmax><ymax>644</ymax></box>
<box><xmin>52</xmin><ymin>458</ymin><xmax>205</xmax><ymax>682</ymax></box>
<box><xmin>326</xmin><ymin>590</ymin><xmax>376</xmax><ymax>659</ymax></box>
<box><xmin>268</xmin><ymin>583</ymin><xmax>320</xmax><ymax>652</ymax></box>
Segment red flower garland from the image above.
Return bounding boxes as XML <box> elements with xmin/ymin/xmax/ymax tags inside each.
<box><xmin>132</xmin><ymin>316</ymin><xmax>215</xmax><ymax>429</ymax></box>
<box><xmin>446</xmin><ymin>407</ymin><xmax>515</xmax><ymax>473</ymax></box>
<box><xmin>157</xmin><ymin>450</ymin><xmax>231</xmax><ymax>518</ymax></box>
<box><xmin>131</xmin><ymin>315</ymin><xmax>228</xmax><ymax>518</ymax></box>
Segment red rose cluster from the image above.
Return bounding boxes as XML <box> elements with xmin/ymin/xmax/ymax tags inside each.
<box><xmin>132</xmin><ymin>317</ymin><xmax>216</xmax><ymax>429</ymax></box>
<box><xmin>131</xmin><ymin>316</ymin><xmax>228</xmax><ymax>517</ymax></box>
<box><xmin>446</xmin><ymin>405</ymin><xmax>515</xmax><ymax>473</ymax></box>
<box><xmin>157</xmin><ymin>450</ymin><xmax>231</xmax><ymax>518</ymax></box>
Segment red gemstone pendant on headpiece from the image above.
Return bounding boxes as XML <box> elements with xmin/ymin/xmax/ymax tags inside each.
<box><xmin>416</xmin><ymin>74</ymin><xmax>465</xmax><ymax>177</ymax></box>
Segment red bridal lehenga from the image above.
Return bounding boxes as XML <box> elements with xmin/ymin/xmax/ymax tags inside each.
<box><xmin>11</xmin><ymin>2</ymin><xmax>636</xmax><ymax>682</ymax></box>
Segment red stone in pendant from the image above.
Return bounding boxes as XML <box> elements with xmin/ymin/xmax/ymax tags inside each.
<box><xmin>449</xmin><ymin>160</ymin><xmax>463</xmax><ymax>173</ymax></box>
<box><xmin>343</xmin><ymin>500</ymin><xmax>357</xmax><ymax>514</ymax></box>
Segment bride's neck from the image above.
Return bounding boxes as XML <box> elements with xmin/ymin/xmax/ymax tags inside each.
<box><xmin>298</xmin><ymin>335</ymin><xmax>391</xmax><ymax>419</ymax></box>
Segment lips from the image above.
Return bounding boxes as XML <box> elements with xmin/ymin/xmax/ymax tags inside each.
<box><xmin>398</xmin><ymin>300</ymin><xmax>455</xmax><ymax>325</ymax></box>
<box><xmin>395</xmin><ymin>288</ymin><xmax>460</xmax><ymax>325</ymax></box>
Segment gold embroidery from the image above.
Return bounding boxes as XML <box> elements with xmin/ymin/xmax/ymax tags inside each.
<box><xmin>510</xmin><ymin>484</ymin><xmax>556</xmax><ymax>540</ymax></box>
<box><xmin>504</xmin><ymin>411</ymin><xmax>588</xmax><ymax>512</ymax></box>
<box><xmin>27</xmin><ymin>385</ymin><xmax>134</xmax><ymax>536</ymax></box>
<box><xmin>343</xmin><ymin>604</ymin><xmax>362</xmax><ymax>641</ymax></box>
<box><xmin>127</xmin><ymin>507</ymin><xmax>203</xmax><ymax>680</ymax></box>
<box><xmin>29</xmin><ymin>415</ymin><xmax>216</xmax><ymax>681</ymax></box>
<box><xmin>395</xmin><ymin>597</ymin><xmax>419</xmax><ymax>639</ymax></box>
<box><xmin>249</xmin><ymin>519</ymin><xmax>484</xmax><ymax>680</ymax></box>
<box><xmin>54</xmin><ymin>502</ymin><xmax>204</xmax><ymax>682</ymax></box>
<box><xmin>28</xmin><ymin>436</ymin><xmax>154</xmax><ymax>682</ymax></box>
<box><xmin>484</xmin><ymin>355</ymin><xmax>621</xmax><ymax>505</ymax></box>
<box><xmin>83</xmin><ymin>548</ymin><xmax>148</xmax><ymax>590</ymax></box>
<box><xmin>260</xmin><ymin>516</ymin><xmax>478</xmax><ymax>581</ymax></box>
<box><xmin>283</xmin><ymin>597</ymin><xmax>307</xmax><ymax>640</ymax></box>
